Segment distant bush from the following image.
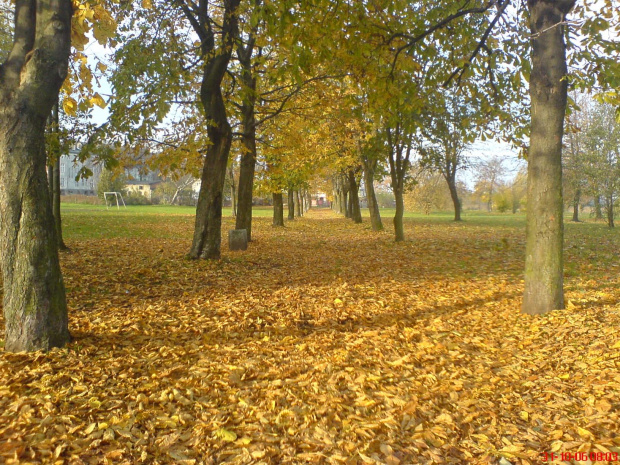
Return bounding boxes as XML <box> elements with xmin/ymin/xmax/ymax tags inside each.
<box><xmin>495</xmin><ymin>193</ymin><xmax>511</xmax><ymax>213</ymax></box>
<box><xmin>124</xmin><ymin>192</ymin><xmax>152</xmax><ymax>205</ymax></box>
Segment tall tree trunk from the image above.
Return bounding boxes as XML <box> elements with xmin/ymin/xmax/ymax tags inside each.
<box><xmin>511</xmin><ymin>185</ymin><xmax>519</xmax><ymax>214</ymax></box>
<box><xmin>53</xmin><ymin>157</ymin><xmax>67</xmax><ymax>250</ymax></box>
<box><xmin>0</xmin><ymin>0</ymin><xmax>73</xmax><ymax>352</ymax></box>
<box><xmin>607</xmin><ymin>195</ymin><xmax>614</xmax><ymax>228</ymax></box>
<box><xmin>300</xmin><ymin>189</ymin><xmax>305</xmax><ymax>214</ymax></box>
<box><xmin>362</xmin><ymin>157</ymin><xmax>383</xmax><ymax>231</ymax></box>
<box><xmin>47</xmin><ymin>164</ymin><xmax>54</xmax><ymax>203</ymax></box>
<box><xmin>229</xmin><ymin>163</ymin><xmax>237</xmax><ymax>217</ymax></box>
<box><xmin>393</xmin><ymin>187</ymin><xmax>405</xmax><ymax>242</ymax></box>
<box><xmin>273</xmin><ymin>193</ymin><xmax>284</xmax><ymax>226</ymax></box>
<box><xmin>343</xmin><ymin>181</ymin><xmax>351</xmax><ymax>218</ymax></box>
<box><xmin>522</xmin><ymin>0</ymin><xmax>573</xmax><ymax>315</ymax></box>
<box><xmin>235</xmin><ymin>43</ymin><xmax>257</xmax><ymax>241</ymax></box>
<box><xmin>571</xmin><ymin>189</ymin><xmax>580</xmax><ymax>222</ymax></box>
<box><xmin>50</xmin><ymin>101</ymin><xmax>67</xmax><ymax>250</ymax></box>
<box><xmin>287</xmin><ymin>189</ymin><xmax>295</xmax><ymax>220</ymax></box>
<box><xmin>594</xmin><ymin>195</ymin><xmax>603</xmax><ymax>220</ymax></box>
<box><xmin>295</xmin><ymin>190</ymin><xmax>302</xmax><ymax>217</ymax></box>
<box><xmin>348</xmin><ymin>170</ymin><xmax>363</xmax><ymax>223</ymax></box>
<box><xmin>446</xmin><ymin>174</ymin><xmax>461</xmax><ymax>221</ymax></box>
<box><xmin>189</xmin><ymin>0</ymin><xmax>241</xmax><ymax>260</ymax></box>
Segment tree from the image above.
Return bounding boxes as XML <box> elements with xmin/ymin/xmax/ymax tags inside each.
<box><xmin>583</xmin><ymin>101</ymin><xmax>620</xmax><ymax>228</ymax></box>
<box><xmin>474</xmin><ymin>156</ymin><xmax>505</xmax><ymax>212</ymax></box>
<box><xmin>0</xmin><ymin>0</ymin><xmax>73</xmax><ymax>351</ymax></box>
<box><xmin>386</xmin><ymin>123</ymin><xmax>414</xmax><ymax>242</ymax></box>
<box><xmin>418</xmin><ymin>92</ymin><xmax>478</xmax><ymax>221</ymax></box>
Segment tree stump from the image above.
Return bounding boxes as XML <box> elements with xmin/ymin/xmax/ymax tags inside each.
<box><xmin>228</xmin><ymin>229</ymin><xmax>248</xmax><ymax>251</ymax></box>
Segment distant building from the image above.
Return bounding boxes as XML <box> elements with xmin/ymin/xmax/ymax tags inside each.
<box><xmin>59</xmin><ymin>149</ymin><xmax>103</xmax><ymax>196</ymax></box>
<box><xmin>59</xmin><ymin>149</ymin><xmax>162</xmax><ymax>198</ymax></box>
<box><xmin>124</xmin><ymin>165</ymin><xmax>162</xmax><ymax>199</ymax></box>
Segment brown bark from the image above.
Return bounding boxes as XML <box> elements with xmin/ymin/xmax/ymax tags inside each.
<box><xmin>594</xmin><ymin>195</ymin><xmax>603</xmax><ymax>220</ymax></box>
<box><xmin>348</xmin><ymin>170</ymin><xmax>363</xmax><ymax>223</ymax></box>
<box><xmin>0</xmin><ymin>0</ymin><xmax>73</xmax><ymax>351</ymax></box>
<box><xmin>273</xmin><ymin>193</ymin><xmax>284</xmax><ymax>226</ymax></box>
<box><xmin>362</xmin><ymin>156</ymin><xmax>383</xmax><ymax>231</ymax></box>
<box><xmin>571</xmin><ymin>189</ymin><xmax>580</xmax><ymax>222</ymax></box>
<box><xmin>446</xmin><ymin>174</ymin><xmax>461</xmax><ymax>222</ymax></box>
<box><xmin>53</xmin><ymin>157</ymin><xmax>67</xmax><ymax>250</ymax></box>
<box><xmin>606</xmin><ymin>195</ymin><xmax>615</xmax><ymax>228</ymax></box>
<box><xmin>387</xmin><ymin>125</ymin><xmax>411</xmax><ymax>242</ymax></box>
<box><xmin>188</xmin><ymin>0</ymin><xmax>241</xmax><ymax>260</ymax></box>
<box><xmin>229</xmin><ymin>163</ymin><xmax>237</xmax><ymax>217</ymax></box>
<box><xmin>235</xmin><ymin>34</ymin><xmax>257</xmax><ymax>241</ymax></box>
<box><xmin>287</xmin><ymin>189</ymin><xmax>295</xmax><ymax>219</ymax></box>
<box><xmin>50</xmin><ymin>101</ymin><xmax>67</xmax><ymax>250</ymax></box>
<box><xmin>522</xmin><ymin>0</ymin><xmax>574</xmax><ymax>314</ymax></box>
<box><xmin>295</xmin><ymin>190</ymin><xmax>302</xmax><ymax>217</ymax></box>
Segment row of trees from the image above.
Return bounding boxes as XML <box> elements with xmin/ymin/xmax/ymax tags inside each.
<box><xmin>1</xmin><ymin>0</ymin><xmax>620</xmax><ymax>351</ymax></box>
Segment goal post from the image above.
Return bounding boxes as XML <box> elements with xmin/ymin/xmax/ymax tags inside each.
<box><xmin>103</xmin><ymin>192</ymin><xmax>127</xmax><ymax>210</ymax></box>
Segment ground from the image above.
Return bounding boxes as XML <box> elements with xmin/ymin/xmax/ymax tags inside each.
<box><xmin>0</xmin><ymin>206</ymin><xmax>619</xmax><ymax>465</ymax></box>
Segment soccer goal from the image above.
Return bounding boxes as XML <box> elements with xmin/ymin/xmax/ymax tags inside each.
<box><xmin>104</xmin><ymin>192</ymin><xmax>127</xmax><ymax>210</ymax></box>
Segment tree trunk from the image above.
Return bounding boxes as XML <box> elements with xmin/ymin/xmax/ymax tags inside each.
<box><xmin>300</xmin><ymin>189</ymin><xmax>305</xmax><ymax>214</ymax></box>
<box><xmin>189</xmin><ymin>1</ymin><xmax>240</xmax><ymax>260</ymax></box>
<box><xmin>594</xmin><ymin>195</ymin><xmax>603</xmax><ymax>220</ymax></box>
<box><xmin>287</xmin><ymin>189</ymin><xmax>295</xmax><ymax>220</ymax></box>
<box><xmin>273</xmin><ymin>193</ymin><xmax>284</xmax><ymax>226</ymax></box>
<box><xmin>362</xmin><ymin>157</ymin><xmax>383</xmax><ymax>231</ymax></box>
<box><xmin>607</xmin><ymin>195</ymin><xmax>614</xmax><ymax>228</ymax></box>
<box><xmin>53</xmin><ymin>157</ymin><xmax>67</xmax><ymax>250</ymax></box>
<box><xmin>229</xmin><ymin>163</ymin><xmax>237</xmax><ymax>217</ymax></box>
<box><xmin>393</xmin><ymin>187</ymin><xmax>405</xmax><ymax>242</ymax></box>
<box><xmin>571</xmin><ymin>189</ymin><xmax>580</xmax><ymax>222</ymax></box>
<box><xmin>348</xmin><ymin>170</ymin><xmax>363</xmax><ymax>223</ymax></box>
<box><xmin>0</xmin><ymin>0</ymin><xmax>73</xmax><ymax>352</ymax></box>
<box><xmin>295</xmin><ymin>190</ymin><xmax>302</xmax><ymax>217</ymax></box>
<box><xmin>341</xmin><ymin>188</ymin><xmax>349</xmax><ymax>217</ymax></box>
<box><xmin>522</xmin><ymin>0</ymin><xmax>573</xmax><ymax>315</ymax></box>
<box><xmin>47</xmin><ymin>164</ymin><xmax>54</xmax><ymax>203</ymax></box>
<box><xmin>50</xmin><ymin>101</ymin><xmax>67</xmax><ymax>250</ymax></box>
<box><xmin>446</xmin><ymin>174</ymin><xmax>462</xmax><ymax>221</ymax></box>
<box><xmin>235</xmin><ymin>45</ymin><xmax>257</xmax><ymax>241</ymax></box>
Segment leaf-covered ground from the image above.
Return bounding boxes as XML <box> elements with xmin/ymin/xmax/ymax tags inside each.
<box><xmin>0</xmin><ymin>208</ymin><xmax>619</xmax><ymax>465</ymax></box>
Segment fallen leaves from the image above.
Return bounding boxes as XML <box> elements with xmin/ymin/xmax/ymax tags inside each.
<box><xmin>0</xmin><ymin>209</ymin><xmax>619</xmax><ymax>464</ymax></box>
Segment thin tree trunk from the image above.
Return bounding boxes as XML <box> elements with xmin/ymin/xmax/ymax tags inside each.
<box><xmin>300</xmin><ymin>189</ymin><xmax>305</xmax><ymax>214</ymax></box>
<box><xmin>229</xmin><ymin>163</ymin><xmax>237</xmax><ymax>217</ymax></box>
<box><xmin>273</xmin><ymin>193</ymin><xmax>284</xmax><ymax>226</ymax></box>
<box><xmin>595</xmin><ymin>195</ymin><xmax>603</xmax><ymax>220</ymax></box>
<box><xmin>511</xmin><ymin>185</ymin><xmax>519</xmax><ymax>214</ymax></box>
<box><xmin>0</xmin><ymin>0</ymin><xmax>73</xmax><ymax>351</ymax></box>
<box><xmin>287</xmin><ymin>189</ymin><xmax>295</xmax><ymax>220</ymax></box>
<box><xmin>235</xmin><ymin>74</ymin><xmax>256</xmax><ymax>239</ymax></box>
<box><xmin>47</xmin><ymin>164</ymin><xmax>54</xmax><ymax>204</ymax></box>
<box><xmin>607</xmin><ymin>195</ymin><xmax>614</xmax><ymax>228</ymax></box>
<box><xmin>50</xmin><ymin>101</ymin><xmax>67</xmax><ymax>250</ymax></box>
<box><xmin>522</xmin><ymin>0</ymin><xmax>573</xmax><ymax>315</ymax></box>
<box><xmin>446</xmin><ymin>174</ymin><xmax>462</xmax><ymax>221</ymax></box>
<box><xmin>572</xmin><ymin>189</ymin><xmax>580</xmax><ymax>222</ymax></box>
<box><xmin>53</xmin><ymin>157</ymin><xmax>67</xmax><ymax>250</ymax></box>
<box><xmin>295</xmin><ymin>190</ymin><xmax>302</xmax><ymax>217</ymax></box>
<box><xmin>348</xmin><ymin>170</ymin><xmax>363</xmax><ymax>223</ymax></box>
<box><xmin>393</xmin><ymin>187</ymin><xmax>405</xmax><ymax>242</ymax></box>
<box><xmin>362</xmin><ymin>158</ymin><xmax>383</xmax><ymax>230</ymax></box>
